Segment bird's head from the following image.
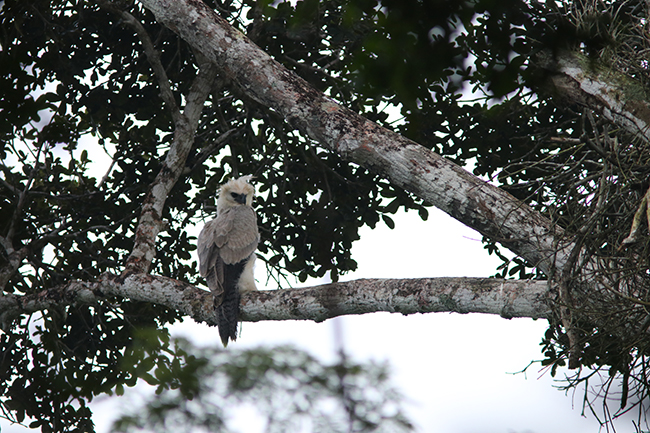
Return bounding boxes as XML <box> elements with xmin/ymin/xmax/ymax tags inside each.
<box><xmin>217</xmin><ymin>175</ymin><xmax>255</xmax><ymax>212</ymax></box>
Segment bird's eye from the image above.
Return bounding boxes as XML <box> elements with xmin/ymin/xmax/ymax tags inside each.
<box><xmin>231</xmin><ymin>193</ymin><xmax>238</xmax><ymax>198</ymax></box>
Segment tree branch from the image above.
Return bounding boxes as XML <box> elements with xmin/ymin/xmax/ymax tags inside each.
<box><xmin>241</xmin><ymin>277</ymin><xmax>552</xmax><ymax>322</ymax></box>
<box><xmin>0</xmin><ymin>246</ymin><xmax>29</xmax><ymax>292</ymax></box>
<box><xmin>118</xmin><ymin>10</ymin><xmax>219</xmax><ymax>273</ymax></box>
<box><xmin>183</xmin><ymin>126</ymin><xmax>239</xmax><ymax>174</ymax></box>
<box><xmin>622</xmin><ymin>183</ymin><xmax>650</xmax><ymax>246</ymax></box>
<box><xmin>0</xmin><ymin>275</ymin><xmax>552</xmax><ymax>330</ymax></box>
<box><xmin>98</xmin><ymin>1</ymin><xmax>182</xmax><ymax>122</ymax></box>
<box><xmin>536</xmin><ymin>50</ymin><xmax>650</xmax><ymax>144</ymax></box>
<box><xmin>137</xmin><ymin>0</ymin><xmax>573</xmax><ymax>276</ymax></box>
<box><xmin>0</xmin><ymin>148</ymin><xmax>57</xmax><ymax>290</ymax></box>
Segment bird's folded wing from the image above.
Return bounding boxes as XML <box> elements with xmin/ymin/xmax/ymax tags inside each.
<box><xmin>197</xmin><ymin>206</ymin><xmax>259</xmax><ymax>268</ymax></box>
<box><xmin>219</xmin><ymin>206</ymin><xmax>260</xmax><ymax>264</ymax></box>
<box><xmin>197</xmin><ymin>218</ymin><xmax>221</xmax><ymax>277</ymax></box>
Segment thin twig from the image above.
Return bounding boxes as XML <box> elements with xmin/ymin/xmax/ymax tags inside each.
<box><xmin>621</xmin><ymin>183</ymin><xmax>650</xmax><ymax>245</ymax></box>
<box><xmin>96</xmin><ymin>0</ymin><xmax>182</xmax><ymax>122</ymax></box>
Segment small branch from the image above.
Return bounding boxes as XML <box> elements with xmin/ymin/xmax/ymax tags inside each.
<box><xmin>123</xmin><ymin>61</ymin><xmax>217</xmax><ymax>273</ymax></box>
<box><xmin>621</xmin><ymin>184</ymin><xmax>650</xmax><ymax>246</ymax></box>
<box><xmin>0</xmin><ymin>220</ymin><xmax>74</xmax><ymax>290</ymax></box>
<box><xmin>556</xmin><ymin>230</ymin><xmax>589</xmax><ymax>370</ymax></box>
<box><xmin>184</xmin><ymin>127</ymin><xmax>239</xmax><ymax>174</ymax></box>
<box><xmin>558</xmin><ymin>278</ymin><xmax>581</xmax><ymax>369</ymax></box>
<box><xmin>0</xmin><ymin>246</ymin><xmax>30</xmax><ymax>292</ymax></box>
<box><xmin>0</xmin><ymin>275</ymin><xmax>552</xmax><ymax>329</ymax></box>
<box><xmin>5</xmin><ymin>151</ymin><xmax>42</xmax><ymax>248</ymax></box>
<box><xmin>97</xmin><ymin>154</ymin><xmax>118</xmax><ymax>189</ymax></box>
<box><xmin>597</xmin><ymin>276</ymin><xmax>650</xmax><ymax>307</ymax></box>
<box><xmin>1</xmin><ymin>146</ymin><xmax>47</xmax><ymax>289</ymax></box>
<box><xmin>99</xmin><ymin>1</ymin><xmax>182</xmax><ymax>122</ymax></box>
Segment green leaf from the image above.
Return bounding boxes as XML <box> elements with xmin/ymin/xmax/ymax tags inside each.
<box><xmin>382</xmin><ymin>215</ymin><xmax>395</xmax><ymax>229</ymax></box>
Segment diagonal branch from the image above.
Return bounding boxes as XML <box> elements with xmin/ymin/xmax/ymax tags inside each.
<box><xmin>0</xmin><ymin>275</ymin><xmax>552</xmax><ymax>330</ymax></box>
<box><xmin>98</xmin><ymin>1</ymin><xmax>181</xmax><ymax>122</ymax></box>
<box><xmin>0</xmin><ymin>246</ymin><xmax>30</xmax><ymax>292</ymax></box>
<box><xmin>0</xmin><ymin>221</ymin><xmax>74</xmax><ymax>291</ymax></box>
<box><xmin>137</xmin><ymin>0</ymin><xmax>573</xmax><ymax>277</ymax></box>
<box><xmin>100</xmin><ymin>3</ymin><xmax>219</xmax><ymax>274</ymax></box>
<box><xmin>536</xmin><ymin>50</ymin><xmax>650</xmax><ymax>144</ymax></box>
<box><xmin>1</xmin><ymin>145</ymin><xmax>46</xmax><ymax>290</ymax></box>
<box><xmin>622</xmin><ymin>183</ymin><xmax>650</xmax><ymax>246</ymax></box>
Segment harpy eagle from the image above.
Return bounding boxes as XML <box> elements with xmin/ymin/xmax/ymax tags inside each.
<box><xmin>197</xmin><ymin>175</ymin><xmax>259</xmax><ymax>346</ymax></box>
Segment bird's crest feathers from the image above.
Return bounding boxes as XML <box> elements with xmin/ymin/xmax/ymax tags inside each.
<box><xmin>220</xmin><ymin>175</ymin><xmax>254</xmax><ymax>195</ymax></box>
<box><xmin>217</xmin><ymin>175</ymin><xmax>255</xmax><ymax>211</ymax></box>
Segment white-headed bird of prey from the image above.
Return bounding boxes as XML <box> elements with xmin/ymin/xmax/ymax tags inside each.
<box><xmin>197</xmin><ymin>175</ymin><xmax>259</xmax><ymax>347</ymax></box>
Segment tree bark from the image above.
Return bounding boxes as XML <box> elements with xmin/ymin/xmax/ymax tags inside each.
<box><xmin>121</xmin><ymin>19</ymin><xmax>218</xmax><ymax>274</ymax></box>
<box><xmin>0</xmin><ymin>275</ymin><xmax>551</xmax><ymax>329</ymax></box>
<box><xmin>536</xmin><ymin>50</ymin><xmax>650</xmax><ymax>144</ymax></box>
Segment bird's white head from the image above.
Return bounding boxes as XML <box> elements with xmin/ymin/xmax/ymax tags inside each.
<box><xmin>217</xmin><ymin>175</ymin><xmax>255</xmax><ymax>213</ymax></box>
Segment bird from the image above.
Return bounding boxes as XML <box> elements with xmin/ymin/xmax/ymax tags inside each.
<box><xmin>197</xmin><ymin>175</ymin><xmax>259</xmax><ymax>347</ymax></box>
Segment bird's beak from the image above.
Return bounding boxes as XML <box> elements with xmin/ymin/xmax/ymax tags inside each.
<box><xmin>234</xmin><ymin>193</ymin><xmax>247</xmax><ymax>204</ymax></box>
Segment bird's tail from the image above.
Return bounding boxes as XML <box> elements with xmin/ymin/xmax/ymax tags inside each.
<box><xmin>215</xmin><ymin>288</ymin><xmax>241</xmax><ymax>347</ymax></box>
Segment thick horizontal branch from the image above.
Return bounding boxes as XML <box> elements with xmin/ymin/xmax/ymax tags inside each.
<box><xmin>242</xmin><ymin>277</ymin><xmax>552</xmax><ymax>322</ymax></box>
<box><xmin>0</xmin><ymin>274</ymin><xmax>551</xmax><ymax>330</ymax></box>
<box><xmin>0</xmin><ymin>274</ymin><xmax>214</xmax><ymax>329</ymax></box>
<box><xmin>137</xmin><ymin>0</ymin><xmax>571</xmax><ymax>276</ymax></box>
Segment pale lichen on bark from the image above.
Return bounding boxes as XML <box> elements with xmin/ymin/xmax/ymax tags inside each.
<box><xmin>0</xmin><ymin>275</ymin><xmax>552</xmax><ymax>329</ymax></box>
<box><xmin>537</xmin><ymin>50</ymin><xmax>650</xmax><ymax>144</ymax></box>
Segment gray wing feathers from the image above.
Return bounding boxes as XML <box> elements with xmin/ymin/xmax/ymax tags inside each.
<box><xmin>216</xmin><ymin>206</ymin><xmax>259</xmax><ymax>264</ymax></box>
<box><xmin>197</xmin><ymin>206</ymin><xmax>259</xmax><ymax>294</ymax></box>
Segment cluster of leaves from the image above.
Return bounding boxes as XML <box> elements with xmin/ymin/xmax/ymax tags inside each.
<box><xmin>312</xmin><ymin>0</ymin><xmax>650</xmax><ymax>425</ymax></box>
<box><xmin>113</xmin><ymin>334</ymin><xmax>413</xmax><ymax>433</ymax></box>
<box><xmin>0</xmin><ymin>0</ymin><xmax>437</xmax><ymax>429</ymax></box>
<box><xmin>1</xmin><ymin>1</ymin><xmax>190</xmax><ymax>427</ymax></box>
<box><xmin>0</xmin><ymin>303</ymin><xmax>177</xmax><ymax>432</ymax></box>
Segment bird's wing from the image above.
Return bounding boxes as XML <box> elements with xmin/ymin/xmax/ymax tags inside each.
<box><xmin>197</xmin><ymin>218</ymin><xmax>224</xmax><ymax>298</ymax></box>
<box><xmin>216</xmin><ymin>206</ymin><xmax>260</xmax><ymax>264</ymax></box>
<box><xmin>197</xmin><ymin>218</ymin><xmax>223</xmax><ymax>277</ymax></box>
<box><xmin>197</xmin><ymin>206</ymin><xmax>259</xmax><ymax>293</ymax></box>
